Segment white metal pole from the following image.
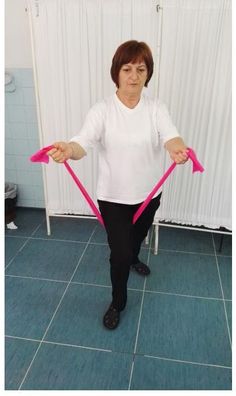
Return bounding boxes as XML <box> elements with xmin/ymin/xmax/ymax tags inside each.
<box><xmin>152</xmin><ymin>1</ymin><xmax>163</xmax><ymax>251</ymax></box>
<box><xmin>154</xmin><ymin>222</ymin><xmax>159</xmax><ymax>255</ymax></box>
<box><xmin>154</xmin><ymin>1</ymin><xmax>164</xmax><ymax>100</ymax></box>
<box><xmin>26</xmin><ymin>1</ymin><xmax>51</xmax><ymax>235</ymax></box>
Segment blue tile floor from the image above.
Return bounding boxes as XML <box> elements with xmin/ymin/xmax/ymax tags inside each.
<box><xmin>5</xmin><ymin>208</ymin><xmax>232</xmax><ymax>390</ymax></box>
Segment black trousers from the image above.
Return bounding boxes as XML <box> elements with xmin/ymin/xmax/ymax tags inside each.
<box><xmin>98</xmin><ymin>193</ymin><xmax>162</xmax><ymax>311</ymax></box>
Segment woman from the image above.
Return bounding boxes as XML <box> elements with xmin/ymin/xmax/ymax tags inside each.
<box><xmin>48</xmin><ymin>40</ymin><xmax>188</xmax><ymax>330</ymax></box>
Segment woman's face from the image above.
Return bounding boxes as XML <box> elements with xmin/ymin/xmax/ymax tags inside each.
<box><xmin>118</xmin><ymin>61</ymin><xmax>148</xmax><ymax>95</ymax></box>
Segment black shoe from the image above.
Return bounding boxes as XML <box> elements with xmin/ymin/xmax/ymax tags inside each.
<box><xmin>103</xmin><ymin>304</ymin><xmax>120</xmax><ymax>330</ymax></box>
<box><xmin>131</xmin><ymin>260</ymin><xmax>150</xmax><ymax>276</ymax></box>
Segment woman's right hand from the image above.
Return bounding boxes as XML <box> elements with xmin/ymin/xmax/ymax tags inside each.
<box><xmin>47</xmin><ymin>141</ymin><xmax>73</xmax><ymax>163</ymax></box>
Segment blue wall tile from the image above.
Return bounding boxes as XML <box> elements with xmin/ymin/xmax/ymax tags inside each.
<box><xmin>10</xmin><ymin>122</ymin><xmax>29</xmax><ymax>139</ymax></box>
<box><xmin>24</xmin><ymin>106</ymin><xmax>38</xmax><ymax>123</ymax></box>
<box><xmin>22</xmin><ymin>87</ymin><xmax>37</xmax><ymax>106</ymax></box>
<box><xmin>7</xmin><ymin>68</ymin><xmax>34</xmax><ymax>87</ymax></box>
<box><xmin>5</xmin><ymin>88</ymin><xmax>24</xmax><ymax>105</ymax></box>
<box><xmin>6</xmin><ymin>105</ymin><xmax>26</xmax><ymax>123</ymax></box>
<box><xmin>5</xmin><ymin>68</ymin><xmax>43</xmax><ymax>208</ymax></box>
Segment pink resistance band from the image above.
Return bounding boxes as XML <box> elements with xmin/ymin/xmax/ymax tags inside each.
<box><xmin>132</xmin><ymin>148</ymin><xmax>204</xmax><ymax>224</ymax></box>
<box><xmin>30</xmin><ymin>145</ymin><xmax>104</xmax><ymax>226</ymax></box>
<box><xmin>30</xmin><ymin>146</ymin><xmax>204</xmax><ymax>227</ymax></box>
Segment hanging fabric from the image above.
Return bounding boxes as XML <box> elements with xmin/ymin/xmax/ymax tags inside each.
<box><xmin>27</xmin><ymin>0</ymin><xmax>231</xmax><ymax>230</ymax></box>
<box><xmin>155</xmin><ymin>0</ymin><xmax>231</xmax><ymax>229</ymax></box>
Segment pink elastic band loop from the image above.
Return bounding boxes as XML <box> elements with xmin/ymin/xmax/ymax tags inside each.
<box><xmin>132</xmin><ymin>148</ymin><xmax>204</xmax><ymax>224</ymax></box>
<box><xmin>30</xmin><ymin>146</ymin><xmax>204</xmax><ymax>228</ymax></box>
<box><xmin>30</xmin><ymin>145</ymin><xmax>104</xmax><ymax>226</ymax></box>
<box><xmin>63</xmin><ymin>161</ymin><xmax>104</xmax><ymax>226</ymax></box>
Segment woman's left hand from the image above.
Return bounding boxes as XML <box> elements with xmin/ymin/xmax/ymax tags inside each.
<box><xmin>164</xmin><ymin>137</ymin><xmax>189</xmax><ymax>164</ymax></box>
<box><xmin>169</xmin><ymin>148</ymin><xmax>189</xmax><ymax>164</ymax></box>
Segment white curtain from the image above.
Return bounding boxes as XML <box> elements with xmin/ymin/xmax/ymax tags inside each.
<box><xmin>28</xmin><ymin>0</ymin><xmax>231</xmax><ymax>230</ymax></box>
<box><xmin>155</xmin><ymin>0</ymin><xmax>231</xmax><ymax>229</ymax></box>
<box><xmin>27</xmin><ymin>0</ymin><xmax>160</xmax><ymax>215</ymax></box>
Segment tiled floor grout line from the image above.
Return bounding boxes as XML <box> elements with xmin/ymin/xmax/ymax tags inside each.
<box><xmin>6</xmin><ymin>234</ymin><xmax>232</xmax><ymax>258</ymax></box>
<box><xmin>128</xmin><ymin>227</ymin><xmax>154</xmax><ymax>390</ymax></box>
<box><xmin>5</xmin><ymin>274</ymin><xmax>232</xmax><ymax>302</ymax></box>
<box><xmin>157</xmin><ymin>248</ymin><xmax>231</xmax><ymax>258</ymax></box>
<box><xmin>6</xmin><ymin>334</ymin><xmax>43</xmax><ymax>343</ymax></box>
<box><xmin>17</xmin><ymin>224</ymin><xmax>98</xmax><ymax>390</ymax></box>
<box><xmin>5</xmin><ymin>235</ymin><xmax>28</xmax><ymax>239</ymax></box>
<box><xmin>43</xmin><ymin>339</ymin><xmax>112</xmax><ymax>353</ymax></box>
<box><xmin>6</xmin><ymin>334</ymin><xmax>231</xmax><ymax>370</ymax></box>
<box><xmin>143</xmin><ymin>289</ymin><xmax>232</xmax><ymax>302</ymax></box>
<box><xmin>143</xmin><ymin>354</ymin><xmax>232</xmax><ymax>370</ymax></box>
<box><xmin>5</xmin><ymin>274</ymin><xmax>69</xmax><ymax>284</ymax></box>
<box><xmin>5</xmin><ymin>223</ymin><xmax>44</xmax><ymax>271</ymax></box>
<box><xmin>211</xmin><ymin>233</ymin><xmax>232</xmax><ymax>350</ymax></box>
<box><xmin>5</xmin><ymin>238</ymin><xmax>31</xmax><ymax>271</ymax></box>
<box><xmin>30</xmin><ymin>222</ymin><xmax>45</xmax><ymax>237</ymax></box>
<box><xmin>5</xmin><ymin>334</ymin><xmax>112</xmax><ymax>352</ymax></box>
<box><xmin>6</xmin><ymin>232</ymin><xmax>231</xmax><ymax>257</ymax></box>
<box><xmin>30</xmin><ymin>237</ymin><xmax>94</xmax><ymax>245</ymax></box>
<box><xmin>6</xmin><ymin>234</ymin><xmax>232</xmax><ymax>257</ymax></box>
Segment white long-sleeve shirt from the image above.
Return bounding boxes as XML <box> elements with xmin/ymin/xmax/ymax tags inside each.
<box><xmin>70</xmin><ymin>93</ymin><xmax>179</xmax><ymax>204</ymax></box>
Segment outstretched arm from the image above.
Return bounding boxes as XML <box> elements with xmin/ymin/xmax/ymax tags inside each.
<box><xmin>47</xmin><ymin>141</ymin><xmax>86</xmax><ymax>163</ymax></box>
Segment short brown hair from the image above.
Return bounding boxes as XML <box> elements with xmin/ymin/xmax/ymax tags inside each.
<box><xmin>110</xmin><ymin>40</ymin><xmax>154</xmax><ymax>88</ymax></box>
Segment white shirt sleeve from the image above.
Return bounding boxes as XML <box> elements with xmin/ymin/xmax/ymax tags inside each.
<box><xmin>156</xmin><ymin>101</ymin><xmax>180</xmax><ymax>144</ymax></box>
<box><xmin>69</xmin><ymin>102</ymin><xmax>105</xmax><ymax>153</ymax></box>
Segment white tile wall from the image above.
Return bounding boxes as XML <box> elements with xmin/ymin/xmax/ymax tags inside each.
<box><xmin>5</xmin><ymin>68</ymin><xmax>44</xmax><ymax>208</ymax></box>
